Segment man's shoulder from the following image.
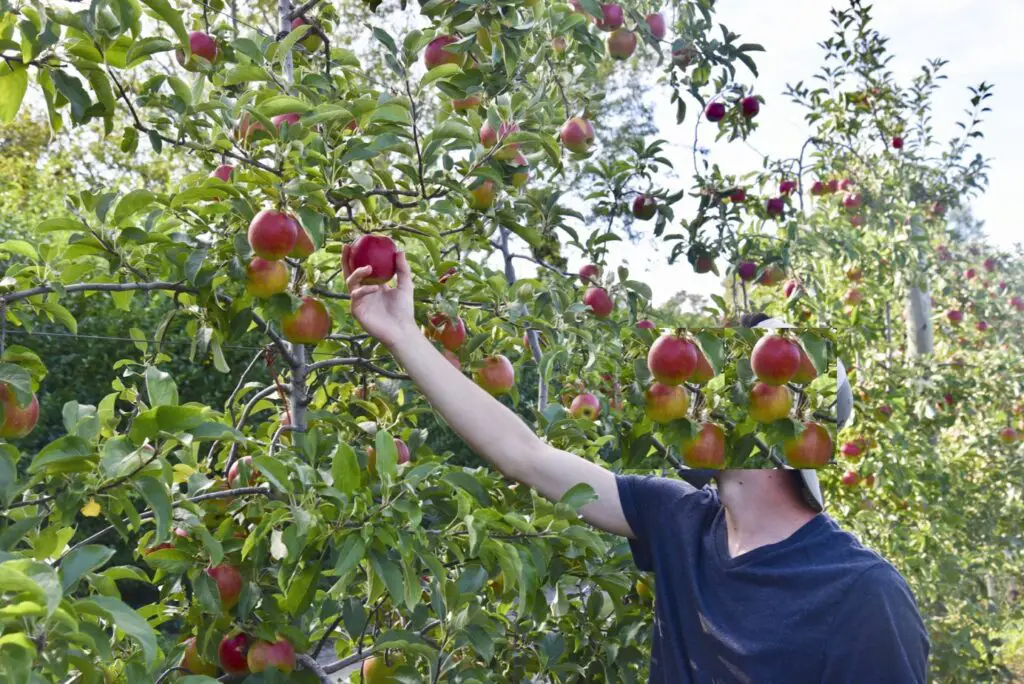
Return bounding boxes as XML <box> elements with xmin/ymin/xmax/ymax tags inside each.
<box><xmin>616</xmin><ymin>473</ymin><xmax>719</xmax><ymax>512</ymax></box>
<box><xmin>812</xmin><ymin>519</ymin><xmax>917</xmax><ymax>602</ymax></box>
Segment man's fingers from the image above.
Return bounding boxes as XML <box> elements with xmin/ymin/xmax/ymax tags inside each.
<box><xmin>395</xmin><ymin>251</ymin><xmax>413</xmax><ymax>294</ymax></box>
<box><xmin>341</xmin><ymin>244</ymin><xmax>352</xmax><ymax>279</ymax></box>
<box><xmin>350</xmin><ymin>285</ymin><xmax>381</xmax><ymax>299</ymax></box>
<box><xmin>345</xmin><ymin>265</ymin><xmax>373</xmax><ymax>292</ymax></box>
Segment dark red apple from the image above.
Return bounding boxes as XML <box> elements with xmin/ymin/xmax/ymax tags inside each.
<box><xmin>647</xmin><ymin>333</ymin><xmax>698</xmax><ymax>385</ymax></box>
<box><xmin>583</xmin><ymin>287</ymin><xmax>614</xmax><ymax>318</ymax></box>
<box><xmin>750</xmin><ymin>335</ymin><xmax>801</xmax><ymax>385</ymax></box>
<box><xmin>218</xmin><ymin>632</ymin><xmax>250</xmax><ymax>675</ymax></box>
<box><xmin>424</xmin><ymin>35</ymin><xmax>463</xmax><ymax>69</ymax></box>
<box><xmin>346</xmin><ymin>234</ymin><xmax>398</xmax><ymax>284</ymax></box>
<box><xmin>645</xmin><ymin>12</ymin><xmax>666</xmax><ymax>40</ymax></box>
<box><xmin>740</xmin><ymin>96</ymin><xmax>760</xmax><ymax>118</ymax></box>
<box><xmin>248</xmin><ymin>210</ymin><xmax>299</xmax><ymax>260</ymax></box>
<box><xmin>704</xmin><ymin>102</ymin><xmax>726</xmax><ymax>122</ymax></box>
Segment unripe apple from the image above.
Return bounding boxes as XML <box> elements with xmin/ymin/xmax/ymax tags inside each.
<box><xmin>207</xmin><ymin>563</ymin><xmax>244</xmax><ymax>610</ymax></box>
<box><xmin>636</xmin><ymin>319</ymin><xmax>656</xmax><ymax>330</ymax></box>
<box><xmin>606</xmin><ymin>28</ymin><xmax>637</xmax><ymax>60</ymax></box>
<box><xmin>841</xmin><ymin>470</ymin><xmax>860</xmax><ymax>487</ymax></box>
<box><xmin>583</xmin><ymin>287</ymin><xmax>614</xmax><ymax>318</ymax></box>
<box><xmin>842</xmin><ymin>192</ymin><xmax>862</xmax><ymax>210</ymax></box>
<box><xmin>248</xmin><ymin>210</ymin><xmax>299</xmax><ymax>260</ymax></box>
<box><xmin>644</xmin><ymin>383</ymin><xmax>689</xmax><ymax>423</ymax></box>
<box><xmin>751</xmin><ymin>335</ymin><xmax>801</xmax><ymax>385</ymax></box>
<box><xmin>892</xmin><ymin>136</ymin><xmax>904</xmax><ymax>149</ymax></box>
<box><xmin>367</xmin><ymin>438</ymin><xmax>411</xmax><ymax>473</ymax></box>
<box><xmin>176</xmin><ymin>31</ymin><xmax>219</xmax><ymax>71</ymax></box>
<box><xmin>779</xmin><ymin>179</ymin><xmax>797</xmax><ymax>195</ymax></box>
<box><xmin>218</xmin><ymin>632</ymin><xmax>250</xmax><ymax>675</ymax></box>
<box><xmin>736</xmin><ymin>261</ymin><xmax>757</xmax><ymax>282</ymax></box>
<box><xmin>748</xmin><ymin>382</ymin><xmax>793</xmax><ymax>423</ymax></box>
<box><xmin>647</xmin><ymin>333</ymin><xmax>698</xmax><ymax>385</ymax></box>
<box><xmin>346</xmin><ymin>234</ymin><xmax>398</xmax><ymax>284</ymax></box>
<box><xmin>424</xmin><ymin>35</ymin><xmax>463</xmax><ymax>69</ymax></box>
<box><xmin>765</xmin><ymin>197</ymin><xmax>784</xmax><ymax>217</ymax></box>
<box><xmin>645</xmin><ymin>13</ymin><xmax>666</xmax><ymax>40</ymax></box>
<box><xmin>428</xmin><ymin>313</ymin><xmax>466</xmax><ymax>352</ymax></box>
<box><xmin>785</xmin><ymin>343</ymin><xmax>815</xmax><ymax>383</ymax></box>
<box><xmin>579</xmin><ymin>263</ymin><xmax>601</xmax><ymax>282</ymax></box>
<box><xmin>227</xmin><ymin>456</ymin><xmax>257</xmax><ymax>488</ymax></box>
<box><xmin>281</xmin><ymin>296</ymin><xmax>331</xmax><ymax>344</ymax></box>
<box><xmin>636</xmin><ymin>578</ymin><xmax>654</xmax><ymax>601</ymax></box>
<box><xmin>362</xmin><ymin>655</ymin><xmax>405</xmax><ymax>682</ymax></box>
<box><xmin>475</xmin><ymin>355</ymin><xmax>515</xmax><ymax>395</ymax></box>
<box><xmin>560</xmin><ymin>117</ymin><xmax>596</xmax><ymax>153</ymax></box>
<box><xmin>245</xmin><ymin>257</ymin><xmax>289</xmax><ymax>298</ymax></box>
<box><xmin>290</xmin><ymin>16</ymin><xmax>322</xmax><ymax>51</ymax></box>
<box><xmin>704</xmin><ymin>102</ymin><xmax>726</xmax><ymax>122</ymax></box>
<box><xmin>452</xmin><ymin>94</ymin><xmax>483</xmax><ymax>111</ymax></box>
<box><xmin>740</xmin><ymin>96</ymin><xmax>760</xmax><ymax>119</ymax></box>
<box><xmin>946</xmin><ymin>309</ymin><xmax>963</xmax><ymax>324</ymax></box>
<box><xmin>729</xmin><ymin>188</ymin><xmax>747</xmax><ymax>203</ymax></box>
<box><xmin>248</xmin><ymin>638</ymin><xmax>296</xmax><ymax>674</ymax></box>
<box><xmin>570</xmin><ymin>393</ymin><xmax>601</xmax><ymax>421</ymax></box>
<box><xmin>210</xmin><ymin>164</ymin><xmax>234</xmax><ymax>182</ymax></box>
<box><xmin>0</xmin><ymin>385</ymin><xmax>39</xmax><ymax>439</ymax></box>
<box><xmin>784</xmin><ymin>422</ymin><xmax>833</xmax><ymax>468</ymax></box>
<box><xmin>681</xmin><ymin>422</ymin><xmax>726</xmax><ymax>469</ymax></box>
<box><xmin>182</xmin><ymin>637</ymin><xmax>217</xmax><ymax>676</ymax></box>
<box><xmin>595</xmin><ymin>3</ymin><xmax>624</xmax><ymax>30</ymax></box>
<box><xmin>843</xmin><ymin>288</ymin><xmax>864</xmax><ymax>306</ymax></box>
<box><xmin>509</xmin><ymin>152</ymin><xmax>530</xmax><ymax>188</ymax></box>
<box><xmin>465</xmin><ymin>179</ymin><xmax>495</xmax><ymax>210</ymax></box>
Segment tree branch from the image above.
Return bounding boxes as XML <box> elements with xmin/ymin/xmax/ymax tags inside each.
<box><xmin>296</xmin><ymin>654</ymin><xmax>330</xmax><ymax>683</ymax></box>
<box><xmin>307</xmin><ymin>356</ymin><xmax>410</xmax><ymax>380</ymax></box>
<box><xmin>286</xmin><ymin>0</ymin><xmax>322</xmax><ymax>20</ymax></box>
<box><xmin>1</xmin><ymin>280</ymin><xmax>194</xmax><ymax>305</ymax></box>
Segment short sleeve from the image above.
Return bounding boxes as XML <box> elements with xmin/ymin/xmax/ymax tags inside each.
<box><xmin>821</xmin><ymin>563</ymin><xmax>930</xmax><ymax>683</ymax></box>
<box><xmin>615</xmin><ymin>474</ymin><xmax>705</xmax><ymax>571</ymax></box>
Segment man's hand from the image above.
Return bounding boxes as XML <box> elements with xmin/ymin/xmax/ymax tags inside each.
<box><xmin>342</xmin><ymin>244</ymin><xmax>634</xmax><ymax>539</ymax></box>
<box><xmin>342</xmin><ymin>244</ymin><xmax>416</xmax><ymax>349</ymax></box>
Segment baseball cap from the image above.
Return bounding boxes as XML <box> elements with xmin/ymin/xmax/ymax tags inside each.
<box><xmin>677</xmin><ymin>317</ymin><xmax>853</xmax><ymax>512</ymax></box>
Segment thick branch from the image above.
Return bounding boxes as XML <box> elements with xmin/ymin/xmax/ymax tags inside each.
<box><xmin>296</xmin><ymin>654</ymin><xmax>330</xmax><ymax>683</ymax></box>
<box><xmin>286</xmin><ymin>0</ymin><xmax>322</xmax><ymax>20</ymax></box>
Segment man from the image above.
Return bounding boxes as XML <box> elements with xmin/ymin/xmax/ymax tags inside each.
<box><xmin>344</xmin><ymin>251</ymin><xmax>930</xmax><ymax>683</ymax></box>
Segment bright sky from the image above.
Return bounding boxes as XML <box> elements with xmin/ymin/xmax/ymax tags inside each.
<box><xmin>563</xmin><ymin>0</ymin><xmax>1024</xmax><ymax>306</ymax></box>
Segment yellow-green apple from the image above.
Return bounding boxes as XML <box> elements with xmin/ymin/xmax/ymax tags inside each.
<box><xmin>0</xmin><ymin>385</ymin><xmax>39</xmax><ymax>439</ymax></box>
<box><xmin>346</xmin><ymin>234</ymin><xmax>398</xmax><ymax>284</ymax></box>
<box><xmin>688</xmin><ymin>349</ymin><xmax>715</xmax><ymax>385</ymax></box>
<box><xmin>790</xmin><ymin>345</ymin><xmax>817</xmax><ymax>384</ymax></box>
<box><xmin>647</xmin><ymin>333</ymin><xmax>698</xmax><ymax>385</ymax></box>
<box><xmin>281</xmin><ymin>296</ymin><xmax>331</xmax><ymax>344</ymax></box>
<box><xmin>758</xmin><ymin>263</ymin><xmax>785</xmax><ymax>285</ymax></box>
<box><xmin>748</xmin><ymin>382</ymin><xmax>792</xmax><ymax>423</ymax></box>
<box><xmin>182</xmin><ymin>637</ymin><xmax>217</xmax><ymax>676</ymax></box>
<box><xmin>636</xmin><ymin>578</ymin><xmax>653</xmax><ymax>601</ymax></box>
<box><xmin>508</xmin><ymin>153</ymin><xmax>529</xmax><ymax>188</ymax></box>
<box><xmin>783</xmin><ymin>422</ymin><xmax>833</xmax><ymax>468</ymax></box>
<box><xmin>570</xmin><ymin>393</ymin><xmax>601</xmax><ymax>421</ymax></box>
<box><xmin>644</xmin><ymin>383</ymin><xmax>689</xmax><ymax>423</ymax></box>
<box><xmin>475</xmin><ymin>355</ymin><xmax>515</xmax><ymax>395</ymax></box>
<box><xmin>362</xmin><ymin>655</ymin><xmax>405</xmax><ymax>682</ymax></box>
<box><xmin>290</xmin><ymin>16</ymin><xmax>322</xmax><ymax>51</ymax></box>
<box><xmin>248</xmin><ymin>209</ymin><xmax>299</xmax><ymax>260</ymax></box>
<box><xmin>245</xmin><ymin>258</ymin><xmax>289</xmax><ymax>298</ymax></box>
<box><xmin>583</xmin><ymin>287</ymin><xmax>614</xmax><ymax>318</ymax></box>
<box><xmin>560</xmin><ymin>117</ymin><xmax>595</xmax><ymax>153</ymax></box>
<box><xmin>751</xmin><ymin>335</ymin><xmax>800</xmax><ymax>385</ymax></box>
<box><xmin>480</xmin><ymin>120</ymin><xmax>520</xmax><ymax>160</ymax></box>
<box><xmin>468</xmin><ymin>179</ymin><xmax>496</xmax><ymax>210</ymax></box>
<box><xmin>681</xmin><ymin>423</ymin><xmax>726</xmax><ymax>468</ymax></box>
<box><xmin>248</xmin><ymin>638</ymin><xmax>296</xmax><ymax>673</ymax></box>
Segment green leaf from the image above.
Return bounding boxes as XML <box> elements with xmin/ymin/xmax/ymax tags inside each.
<box><xmin>421</xmin><ymin>63</ymin><xmax>463</xmax><ymax>86</ymax></box>
<box><xmin>0</xmin><ymin>62</ymin><xmax>29</xmax><ymax>123</ymax></box>
<box><xmin>367</xmin><ymin>103</ymin><xmax>411</xmax><ymax>125</ymax></box>
<box><xmin>60</xmin><ymin>545</ymin><xmax>115</xmax><ymax>593</ymax></box>
<box><xmin>276</xmin><ymin>25</ymin><xmax>310</xmax><ymax>62</ymax></box>
<box><xmin>135</xmin><ymin>477</ymin><xmax>171</xmax><ymax>544</ymax></box>
<box><xmin>51</xmin><ymin>69</ymin><xmax>92</xmax><ymax>122</ymax></box>
<box><xmin>252</xmin><ymin>455</ymin><xmax>291</xmax><ymax>493</ymax></box>
<box><xmin>0</xmin><ymin>559</ymin><xmax>60</xmax><ymax>616</ymax></box>
<box><xmin>193</xmin><ymin>569</ymin><xmax>222</xmax><ymax>615</ymax></box>
<box><xmin>36</xmin><ymin>300</ymin><xmax>77</xmax><ymax>334</ymax></box>
<box><xmin>36</xmin><ymin>217</ymin><xmax>88</xmax><ymax>233</ymax></box>
<box><xmin>284</xmin><ymin>565</ymin><xmax>318</xmax><ymax>616</ymax></box>
<box><xmin>256</xmin><ymin>95</ymin><xmax>310</xmax><ymax>117</ymax></box>
<box><xmin>28</xmin><ymin>436</ymin><xmax>93</xmax><ymax>474</ymax></box>
<box><xmin>559</xmin><ymin>483</ymin><xmax>597</xmax><ymax>511</ymax></box>
<box><xmin>221</xmin><ymin>65</ymin><xmax>271</xmax><ymax>86</ymax></box>
<box><xmin>112</xmin><ymin>189</ymin><xmax>156</xmax><ymax>226</ymax></box>
<box><xmin>192</xmin><ymin>526</ymin><xmax>223</xmax><ymax>566</ymax></box>
<box><xmin>75</xmin><ymin>596</ymin><xmax>158</xmax><ymax>664</ymax></box>
<box><xmin>0</xmin><ymin>364</ymin><xmax>33</xmax><ymax>405</ymax></box>
<box><xmin>368</xmin><ymin>550</ymin><xmax>405</xmax><ymax>606</ymax></box>
<box><xmin>144</xmin><ymin>366</ymin><xmax>178</xmax><ymax>407</ymax></box>
<box><xmin>125</xmin><ymin>37</ymin><xmax>174</xmax><ymax>66</ymax></box>
<box><xmin>374</xmin><ymin>430</ymin><xmax>398</xmax><ymax>481</ymax></box>
<box><xmin>332</xmin><ymin>534</ymin><xmax>366</xmax><ymax>580</ymax></box>
<box><xmin>331</xmin><ymin>443</ymin><xmax>359</xmax><ymax>495</ymax></box>
<box><xmin>100</xmin><ymin>438</ymin><xmax>152</xmax><ymax>478</ymax></box>
<box><xmin>138</xmin><ymin>0</ymin><xmax>188</xmax><ymax>49</ymax></box>
<box><xmin>0</xmin><ymin>448</ymin><xmax>19</xmax><ymax>506</ymax></box>
<box><xmin>443</xmin><ymin>471</ymin><xmax>491</xmax><ymax>507</ymax></box>
<box><xmin>0</xmin><ymin>240</ymin><xmax>38</xmax><ymax>261</ymax></box>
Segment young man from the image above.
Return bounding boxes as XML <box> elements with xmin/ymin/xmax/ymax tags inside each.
<box><xmin>344</xmin><ymin>252</ymin><xmax>930</xmax><ymax>683</ymax></box>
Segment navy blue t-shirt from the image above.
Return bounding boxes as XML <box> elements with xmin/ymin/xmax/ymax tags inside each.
<box><xmin>616</xmin><ymin>475</ymin><xmax>929</xmax><ymax>683</ymax></box>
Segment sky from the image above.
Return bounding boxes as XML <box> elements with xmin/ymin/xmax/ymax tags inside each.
<box><xmin>538</xmin><ymin>0</ymin><xmax>1024</xmax><ymax>306</ymax></box>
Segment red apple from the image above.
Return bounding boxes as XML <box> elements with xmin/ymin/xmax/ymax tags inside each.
<box><xmin>729</xmin><ymin>187</ymin><xmax>747</xmax><ymax>203</ymax></box>
<box><xmin>560</xmin><ymin>117</ymin><xmax>596</xmax><ymax>153</ymax></box>
<box><xmin>346</xmin><ymin>234</ymin><xmax>398</xmax><ymax>284</ymax></box>
<box><xmin>210</xmin><ymin>164</ymin><xmax>233</xmax><ymax>182</ymax></box>
<box><xmin>570</xmin><ymin>393</ymin><xmax>601</xmax><ymax>421</ymax></box>
<box><xmin>632</xmin><ymin>194</ymin><xmax>657</xmax><ymax>220</ymax></box>
<box><xmin>740</xmin><ymin>96</ymin><xmax>760</xmax><ymax>119</ymax></box>
<box><xmin>0</xmin><ymin>385</ymin><xmax>39</xmax><ymax>439</ymax></box>
<box><xmin>946</xmin><ymin>309</ymin><xmax>963</xmax><ymax>324</ymax></box>
<box><xmin>876</xmin><ymin>404</ymin><xmax>893</xmax><ymax>421</ymax></box>
<box><xmin>975</xmin><ymin>320</ymin><xmax>989</xmax><ymax>332</ymax></box>
<box><xmin>784</xmin><ymin>422</ymin><xmax>833</xmax><ymax>468</ymax></box>
<box><xmin>248</xmin><ymin>209</ymin><xmax>299</xmax><ymax>260</ymax></box>
<box><xmin>965</xmin><ymin>268</ymin><xmax>977</xmax><ymax>280</ymax></box>
<box><xmin>751</xmin><ymin>335</ymin><xmax>801</xmax><ymax>385</ymax></box>
<box><xmin>737</xmin><ymin>261</ymin><xmax>757</xmax><ymax>282</ymax></box>
<box><xmin>236</xmin><ymin>112</ymin><xmax>265</xmax><ymax>143</ymax></box>
<box><xmin>842</xmin><ymin>192</ymin><xmax>862</xmax><ymax>210</ymax></box>
<box><xmin>579</xmin><ymin>263</ymin><xmax>601</xmax><ymax>282</ymax></box>
<box><xmin>207</xmin><ymin>564</ymin><xmax>243</xmax><ymax>610</ymax></box>
<box><xmin>595</xmin><ymin>3</ymin><xmax>624</xmax><ymax>30</ymax></box>
<box><xmin>468</xmin><ymin>179</ymin><xmax>497</xmax><ymax>210</ymax></box>
<box><xmin>647</xmin><ymin>333</ymin><xmax>698</xmax><ymax>385</ymax></box>
<box><xmin>779</xmin><ymin>180</ymin><xmax>797</xmax><ymax>195</ymax></box>
<box><xmin>443</xmin><ymin>349</ymin><xmax>461</xmax><ymax>369</ymax></box>
<box><xmin>281</xmin><ymin>296</ymin><xmax>331</xmax><ymax>344</ymax></box>
<box><xmin>826</xmin><ymin>179</ymin><xmax>839</xmax><ymax>193</ymax></box>
<box><xmin>783</xmin><ymin>279</ymin><xmax>800</xmax><ymax>298</ymax></box>
<box><xmin>983</xmin><ymin>258</ymin><xmax>996</xmax><ymax>272</ymax></box>
<box><xmin>475</xmin><ymin>355</ymin><xmax>515</xmax><ymax>395</ymax></box>
<box><xmin>428</xmin><ymin>313</ymin><xmax>466</xmax><ymax>352</ymax></box>
<box><xmin>791</xmin><ymin>346</ymin><xmax>817</xmax><ymax>384</ymax></box>
<box><xmin>681</xmin><ymin>423</ymin><xmax>726</xmax><ymax>469</ymax></box>
<box><xmin>843</xmin><ymin>288</ymin><xmax>864</xmax><ymax>306</ymax></box>
<box><xmin>704</xmin><ymin>102</ymin><xmax>726</xmax><ymax>122</ymax></box>
<box><xmin>758</xmin><ymin>264</ymin><xmax>785</xmax><ymax>286</ymax></box>
<box><xmin>227</xmin><ymin>456</ymin><xmax>257</xmax><ymax>488</ymax></box>
<box><xmin>480</xmin><ymin>120</ymin><xmax>520</xmax><ymax>159</ymax></box>
<box><xmin>248</xmin><ymin>638</ymin><xmax>296</xmax><ymax>673</ymax></box>
<box><xmin>182</xmin><ymin>637</ymin><xmax>217</xmax><ymax>676</ymax></box>
<box><xmin>688</xmin><ymin>349</ymin><xmax>715</xmax><ymax>385</ymax></box>
<box><xmin>694</xmin><ymin>255</ymin><xmax>714</xmax><ymax>274</ymax></box>
<box><xmin>839</xmin><ymin>179</ymin><xmax>854</xmax><ymax>191</ymax></box>
<box><xmin>891</xmin><ymin>136</ymin><xmax>904</xmax><ymax>149</ymax></box>
<box><xmin>748</xmin><ymin>382</ymin><xmax>793</xmax><ymax>423</ymax></box>
<box><xmin>424</xmin><ymin>35</ymin><xmax>463</xmax><ymax>69</ymax></box>
<box><xmin>645</xmin><ymin>12</ymin><xmax>666</xmax><ymax>40</ymax></box>
<box><xmin>218</xmin><ymin>632</ymin><xmax>250</xmax><ymax>675</ymax></box>
<box><xmin>452</xmin><ymin>94</ymin><xmax>483</xmax><ymax>111</ymax></box>
<box><xmin>644</xmin><ymin>383</ymin><xmax>689</xmax><ymax>423</ymax></box>
<box><xmin>810</xmin><ymin>180</ymin><xmax>826</xmax><ymax>195</ymax></box>
<box><xmin>1000</xmin><ymin>428</ymin><xmax>1018</xmax><ymax>443</ymax></box>
<box><xmin>636</xmin><ymin>319</ymin><xmax>656</xmax><ymax>330</ymax></box>
<box><xmin>672</xmin><ymin>44</ymin><xmax>697</xmax><ymax>68</ymax></box>
<box><xmin>367</xmin><ymin>438</ymin><xmax>411</xmax><ymax>472</ymax></box>
<box><xmin>176</xmin><ymin>31</ymin><xmax>219</xmax><ymax>70</ymax></box>
<box><xmin>583</xmin><ymin>287</ymin><xmax>614</xmax><ymax>318</ymax></box>
<box><xmin>289</xmin><ymin>227</ymin><xmax>315</xmax><ymax>259</ymax></box>
<box><xmin>849</xmin><ymin>215</ymin><xmax>864</xmax><ymax>227</ymax></box>
<box><xmin>840</xmin><ymin>442</ymin><xmax>862</xmax><ymax>460</ymax></box>
<box><xmin>245</xmin><ymin>257</ymin><xmax>289</xmax><ymax>298</ymax></box>
<box><xmin>290</xmin><ymin>16</ymin><xmax>322</xmax><ymax>51</ymax></box>
<box><xmin>765</xmin><ymin>197</ymin><xmax>784</xmax><ymax>217</ymax></box>
<box><xmin>272</xmin><ymin>112</ymin><xmax>301</xmax><ymax>131</ymax></box>
<box><xmin>606</xmin><ymin>28</ymin><xmax>637</xmax><ymax>60</ymax></box>
<box><xmin>841</xmin><ymin>470</ymin><xmax>860</xmax><ymax>487</ymax></box>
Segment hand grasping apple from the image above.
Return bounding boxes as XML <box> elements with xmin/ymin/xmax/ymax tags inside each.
<box><xmin>343</xmin><ymin>243</ymin><xmax>416</xmax><ymax>349</ymax></box>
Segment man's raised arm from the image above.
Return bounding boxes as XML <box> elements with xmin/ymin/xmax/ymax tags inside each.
<box><xmin>344</xmin><ymin>250</ymin><xmax>633</xmax><ymax>539</ymax></box>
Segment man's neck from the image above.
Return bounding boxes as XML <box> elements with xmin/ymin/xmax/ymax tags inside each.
<box><xmin>717</xmin><ymin>470</ymin><xmax>818</xmax><ymax>559</ymax></box>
